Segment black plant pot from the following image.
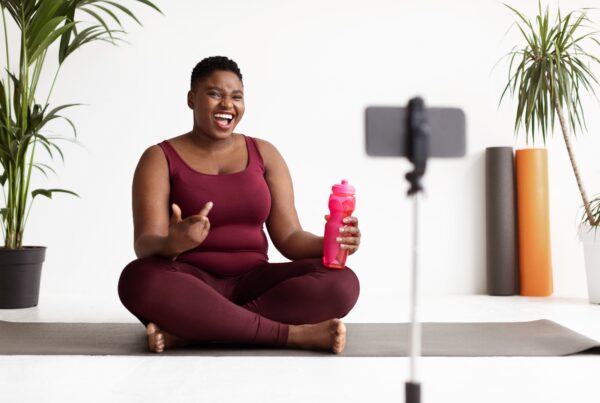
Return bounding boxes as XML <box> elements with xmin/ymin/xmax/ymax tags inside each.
<box><xmin>0</xmin><ymin>246</ymin><xmax>46</xmax><ymax>309</ymax></box>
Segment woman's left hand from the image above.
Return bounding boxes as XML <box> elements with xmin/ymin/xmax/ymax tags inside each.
<box><xmin>324</xmin><ymin>214</ymin><xmax>361</xmax><ymax>255</ymax></box>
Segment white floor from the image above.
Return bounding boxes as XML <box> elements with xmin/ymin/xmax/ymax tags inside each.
<box><xmin>1</xmin><ymin>294</ymin><xmax>600</xmax><ymax>403</ymax></box>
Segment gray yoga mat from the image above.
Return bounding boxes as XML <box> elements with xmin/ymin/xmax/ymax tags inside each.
<box><xmin>485</xmin><ymin>147</ymin><xmax>519</xmax><ymax>295</ymax></box>
<box><xmin>0</xmin><ymin>319</ymin><xmax>598</xmax><ymax>356</ymax></box>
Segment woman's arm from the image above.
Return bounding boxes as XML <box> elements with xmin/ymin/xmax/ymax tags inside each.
<box><xmin>132</xmin><ymin>146</ymin><xmax>180</xmax><ymax>259</ymax></box>
<box><xmin>256</xmin><ymin>138</ymin><xmax>324</xmax><ymax>260</ymax></box>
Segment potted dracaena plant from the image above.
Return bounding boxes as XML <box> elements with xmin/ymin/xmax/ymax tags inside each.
<box><xmin>0</xmin><ymin>0</ymin><xmax>161</xmax><ymax>308</ymax></box>
<box><xmin>499</xmin><ymin>1</ymin><xmax>600</xmax><ymax>302</ymax></box>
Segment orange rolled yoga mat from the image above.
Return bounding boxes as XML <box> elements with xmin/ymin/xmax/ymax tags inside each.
<box><xmin>515</xmin><ymin>148</ymin><xmax>553</xmax><ymax>296</ymax></box>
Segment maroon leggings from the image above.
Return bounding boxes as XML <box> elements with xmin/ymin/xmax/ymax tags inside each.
<box><xmin>117</xmin><ymin>257</ymin><xmax>360</xmax><ymax>347</ymax></box>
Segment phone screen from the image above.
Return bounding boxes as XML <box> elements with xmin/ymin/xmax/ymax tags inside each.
<box><xmin>365</xmin><ymin>106</ymin><xmax>466</xmax><ymax>158</ymax></box>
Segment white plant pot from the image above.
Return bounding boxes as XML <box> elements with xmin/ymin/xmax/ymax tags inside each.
<box><xmin>579</xmin><ymin>225</ymin><xmax>600</xmax><ymax>304</ymax></box>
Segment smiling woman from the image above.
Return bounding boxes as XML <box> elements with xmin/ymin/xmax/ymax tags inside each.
<box><xmin>187</xmin><ymin>58</ymin><xmax>245</xmax><ymax>139</ymax></box>
<box><xmin>117</xmin><ymin>56</ymin><xmax>362</xmax><ymax>354</ymax></box>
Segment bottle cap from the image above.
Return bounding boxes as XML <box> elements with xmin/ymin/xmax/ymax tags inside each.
<box><xmin>332</xmin><ymin>179</ymin><xmax>355</xmax><ymax>195</ymax></box>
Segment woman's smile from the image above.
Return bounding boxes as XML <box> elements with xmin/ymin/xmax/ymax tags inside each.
<box><xmin>213</xmin><ymin>111</ymin><xmax>235</xmax><ymax>130</ymax></box>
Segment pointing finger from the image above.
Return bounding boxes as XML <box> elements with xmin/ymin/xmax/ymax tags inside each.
<box><xmin>198</xmin><ymin>201</ymin><xmax>214</xmax><ymax>217</ymax></box>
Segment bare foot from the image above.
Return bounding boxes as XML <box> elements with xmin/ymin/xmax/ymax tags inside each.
<box><xmin>286</xmin><ymin>318</ymin><xmax>347</xmax><ymax>354</ymax></box>
<box><xmin>146</xmin><ymin>322</ymin><xmax>192</xmax><ymax>353</ymax></box>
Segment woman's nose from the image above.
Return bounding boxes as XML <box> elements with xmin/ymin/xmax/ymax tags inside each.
<box><xmin>220</xmin><ymin>97</ymin><xmax>233</xmax><ymax>108</ymax></box>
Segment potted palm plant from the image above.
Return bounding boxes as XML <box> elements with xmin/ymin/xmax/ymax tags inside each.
<box><xmin>0</xmin><ymin>0</ymin><xmax>161</xmax><ymax>308</ymax></box>
<box><xmin>499</xmin><ymin>2</ymin><xmax>600</xmax><ymax>302</ymax></box>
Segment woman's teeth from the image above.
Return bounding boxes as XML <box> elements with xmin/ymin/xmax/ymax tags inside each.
<box><xmin>214</xmin><ymin>113</ymin><xmax>233</xmax><ymax>123</ymax></box>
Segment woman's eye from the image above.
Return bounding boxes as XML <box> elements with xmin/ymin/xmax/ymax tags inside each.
<box><xmin>233</xmin><ymin>96</ymin><xmax>243</xmax><ymax>101</ymax></box>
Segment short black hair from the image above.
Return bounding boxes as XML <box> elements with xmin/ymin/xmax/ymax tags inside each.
<box><xmin>190</xmin><ymin>56</ymin><xmax>243</xmax><ymax>90</ymax></box>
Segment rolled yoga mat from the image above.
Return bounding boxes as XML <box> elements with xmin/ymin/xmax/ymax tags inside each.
<box><xmin>516</xmin><ymin>148</ymin><xmax>553</xmax><ymax>296</ymax></box>
<box><xmin>485</xmin><ymin>147</ymin><xmax>519</xmax><ymax>295</ymax></box>
<box><xmin>0</xmin><ymin>320</ymin><xmax>598</xmax><ymax>356</ymax></box>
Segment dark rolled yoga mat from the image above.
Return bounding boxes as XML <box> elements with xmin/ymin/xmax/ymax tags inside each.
<box><xmin>485</xmin><ymin>147</ymin><xmax>518</xmax><ymax>295</ymax></box>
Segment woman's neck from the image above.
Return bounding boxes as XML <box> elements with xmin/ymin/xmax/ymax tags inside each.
<box><xmin>188</xmin><ymin>128</ymin><xmax>236</xmax><ymax>153</ymax></box>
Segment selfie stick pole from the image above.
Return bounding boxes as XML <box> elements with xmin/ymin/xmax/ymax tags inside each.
<box><xmin>405</xmin><ymin>97</ymin><xmax>428</xmax><ymax>403</ymax></box>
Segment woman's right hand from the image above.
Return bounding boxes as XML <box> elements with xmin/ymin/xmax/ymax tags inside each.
<box><xmin>168</xmin><ymin>201</ymin><xmax>213</xmax><ymax>254</ymax></box>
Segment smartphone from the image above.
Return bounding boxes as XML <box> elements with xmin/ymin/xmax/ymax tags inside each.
<box><xmin>365</xmin><ymin>106</ymin><xmax>466</xmax><ymax>158</ymax></box>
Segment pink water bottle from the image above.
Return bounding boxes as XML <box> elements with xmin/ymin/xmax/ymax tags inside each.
<box><xmin>323</xmin><ymin>179</ymin><xmax>356</xmax><ymax>269</ymax></box>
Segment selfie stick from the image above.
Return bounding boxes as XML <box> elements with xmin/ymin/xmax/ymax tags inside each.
<box><xmin>405</xmin><ymin>96</ymin><xmax>428</xmax><ymax>403</ymax></box>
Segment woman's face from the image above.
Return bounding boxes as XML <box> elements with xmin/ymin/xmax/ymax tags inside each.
<box><xmin>187</xmin><ymin>70</ymin><xmax>245</xmax><ymax>139</ymax></box>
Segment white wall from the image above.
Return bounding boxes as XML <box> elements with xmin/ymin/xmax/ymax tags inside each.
<box><xmin>7</xmin><ymin>0</ymin><xmax>600</xmax><ymax>320</ymax></box>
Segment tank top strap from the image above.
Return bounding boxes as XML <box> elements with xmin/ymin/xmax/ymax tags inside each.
<box><xmin>244</xmin><ymin>135</ymin><xmax>265</xmax><ymax>173</ymax></box>
<box><xmin>158</xmin><ymin>140</ymin><xmax>186</xmax><ymax>176</ymax></box>
<box><xmin>157</xmin><ymin>140</ymin><xmax>181</xmax><ymax>177</ymax></box>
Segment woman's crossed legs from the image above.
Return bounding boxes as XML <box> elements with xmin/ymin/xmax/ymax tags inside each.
<box><xmin>117</xmin><ymin>256</ymin><xmax>360</xmax><ymax>353</ymax></box>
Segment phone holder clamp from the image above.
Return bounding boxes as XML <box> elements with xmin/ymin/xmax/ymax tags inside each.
<box><xmin>405</xmin><ymin>96</ymin><xmax>429</xmax><ymax>196</ymax></box>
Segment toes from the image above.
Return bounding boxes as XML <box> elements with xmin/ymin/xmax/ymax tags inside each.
<box><xmin>332</xmin><ymin>319</ymin><xmax>346</xmax><ymax>354</ymax></box>
<box><xmin>333</xmin><ymin>339</ymin><xmax>344</xmax><ymax>354</ymax></box>
<box><xmin>147</xmin><ymin>323</ymin><xmax>166</xmax><ymax>353</ymax></box>
<box><xmin>152</xmin><ymin>339</ymin><xmax>164</xmax><ymax>353</ymax></box>
<box><xmin>333</xmin><ymin>338</ymin><xmax>346</xmax><ymax>354</ymax></box>
<box><xmin>333</xmin><ymin>340</ymin><xmax>340</xmax><ymax>353</ymax></box>
<box><xmin>331</xmin><ymin>319</ymin><xmax>346</xmax><ymax>336</ymax></box>
<box><xmin>147</xmin><ymin>322</ymin><xmax>157</xmax><ymax>335</ymax></box>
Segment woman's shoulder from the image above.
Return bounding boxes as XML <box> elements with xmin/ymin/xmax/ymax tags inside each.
<box><xmin>161</xmin><ymin>134</ymin><xmax>188</xmax><ymax>148</ymax></box>
<box><xmin>137</xmin><ymin>135</ymin><xmax>186</xmax><ymax>169</ymax></box>
<box><xmin>249</xmin><ymin>136</ymin><xmax>279</xmax><ymax>156</ymax></box>
<box><xmin>139</xmin><ymin>134</ymin><xmax>187</xmax><ymax>159</ymax></box>
<box><xmin>136</xmin><ymin>144</ymin><xmax>167</xmax><ymax>174</ymax></box>
<box><xmin>247</xmin><ymin>136</ymin><xmax>289</xmax><ymax>175</ymax></box>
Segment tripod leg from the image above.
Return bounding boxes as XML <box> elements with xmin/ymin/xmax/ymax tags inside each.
<box><xmin>405</xmin><ymin>382</ymin><xmax>421</xmax><ymax>403</ymax></box>
<box><xmin>406</xmin><ymin>193</ymin><xmax>421</xmax><ymax>403</ymax></box>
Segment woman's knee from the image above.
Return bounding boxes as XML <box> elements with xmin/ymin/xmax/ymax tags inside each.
<box><xmin>333</xmin><ymin>267</ymin><xmax>360</xmax><ymax>314</ymax></box>
<box><xmin>117</xmin><ymin>256</ymin><xmax>171</xmax><ymax>308</ymax></box>
<box><xmin>310</xmin><ymin>265</ymin><xmax>360</xmax><ymax>318</ymax></box>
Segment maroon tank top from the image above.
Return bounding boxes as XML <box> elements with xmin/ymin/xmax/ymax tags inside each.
<box><xmin>158</xmin><ymin>134</ymin><xmax>271</xmax><ymax>276</ymax></box>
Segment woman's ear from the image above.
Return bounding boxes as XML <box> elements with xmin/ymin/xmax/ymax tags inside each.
<box><xmin>187</xmin><ymin>90</ymin><xmax>194</xmax><ymax>109</ymax></box>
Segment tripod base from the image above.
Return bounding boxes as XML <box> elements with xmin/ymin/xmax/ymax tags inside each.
<box><xmin>405</xmin><ymin>381</ymin><xmax>421</xmax><ymax>403</ymax></box>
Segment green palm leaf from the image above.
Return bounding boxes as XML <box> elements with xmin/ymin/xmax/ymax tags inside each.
<box><xmin>500</xmin><ymin>1</ymin><xmax>600</xmax><ymax>143</ymax></box>
<box><xmin>0</xmin><ymin>0</ymin><xmax>161</xmax><ymax>248</ymax></box>
<box><xmin>499</xmin><ymin>1</ymin><xmax>600</xmax><ymax>226</ymax></box>
<box><xmin>32</xmin><ymin>188</ymin><xmax>79</xmax><ymax>199</ymax></box>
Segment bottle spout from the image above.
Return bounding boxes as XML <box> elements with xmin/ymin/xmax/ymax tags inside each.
<box><xmin>332</xmin><ymin>180</ymin><xmax>355</xmax><ymax>195</ymax></box>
